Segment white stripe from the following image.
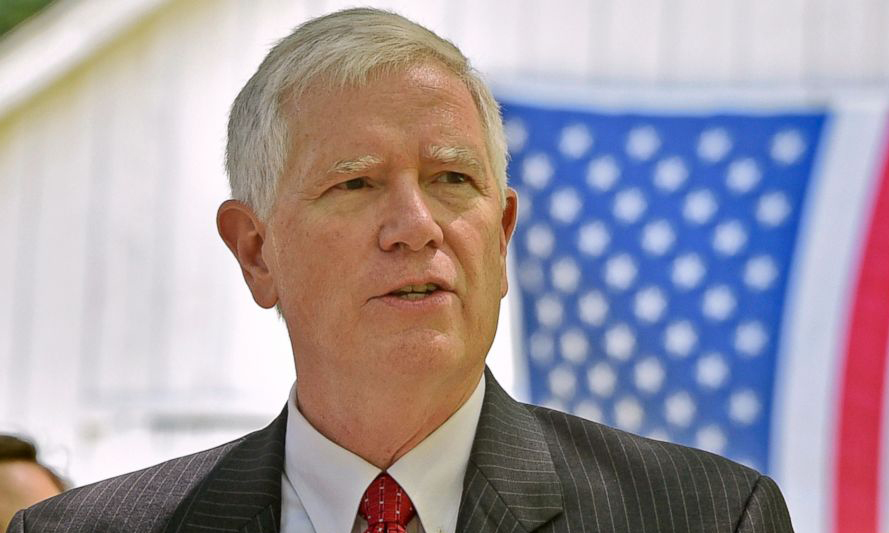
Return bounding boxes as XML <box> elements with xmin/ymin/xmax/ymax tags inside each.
<box><xmin>771</xmin><ymin>97</ymin><xmax>889</xmax><ymax>533</ymax></box>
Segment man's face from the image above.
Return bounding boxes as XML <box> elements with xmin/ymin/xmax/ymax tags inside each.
<box><xmin>262</xmin><ymin>62</ymin><xmax>517</xmax><ymax>391</ymax></box>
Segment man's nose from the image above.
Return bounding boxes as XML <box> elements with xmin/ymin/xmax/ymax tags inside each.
<box><xmin>378</xmin><ymin>182</ymin><xmax>444</xmax><ymax>252</ymax></box>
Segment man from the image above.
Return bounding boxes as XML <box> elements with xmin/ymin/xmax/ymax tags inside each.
<box><xmin>9</xmin><ymin>8</ymin><xmax>793</xmax><ymax>533</ymax></box>
<box><xmin>0</xmin><ymin>436</ymin><xmax>64</xmax><ymax>530</ymax></box>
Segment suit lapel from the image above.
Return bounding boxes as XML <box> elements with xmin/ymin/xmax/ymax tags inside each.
<box><xmin>457</xmin><ymin>368</ymin><xmax>563</xmax><ymax>533</ymax></box>
<box><xmin>164</xmin><ymin>408</ymin><xmax>287</xmax><ymax>533</ymax></box>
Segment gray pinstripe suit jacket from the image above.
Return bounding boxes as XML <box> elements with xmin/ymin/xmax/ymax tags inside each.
<box><xmin>9</xmin><ymin>369</ymin><xmax>793</xmax><ymax>532</ymax></box>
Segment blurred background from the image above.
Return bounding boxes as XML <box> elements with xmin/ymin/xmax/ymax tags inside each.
<box><xmin>1</xmin><ymin>1</ymin><xmax>888</xmax><ymax>533</ymax></box>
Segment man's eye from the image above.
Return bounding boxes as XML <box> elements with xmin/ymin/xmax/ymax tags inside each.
<box><xmin>437</xmin><ymin>171</ymin><xmax>469</xmax><ymax>184</ymax></box>
<box><xmin>337</xmin><ymin>178</ymin><xmax>367</xmax><ymax>190</ymax></box>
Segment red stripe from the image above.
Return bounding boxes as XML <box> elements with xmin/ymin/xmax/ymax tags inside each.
<box><xmin>835</xmin><ymin>135</ymin><xmax>889</xmax><ymax>533</ymax></box>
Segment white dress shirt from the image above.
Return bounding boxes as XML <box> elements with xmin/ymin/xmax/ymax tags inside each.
<box><xmin>280</xmin><ymin>375</ymin><xmax>485</xmax><ymax>533</ymax></box>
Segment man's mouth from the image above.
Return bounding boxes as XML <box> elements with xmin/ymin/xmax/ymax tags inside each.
<box><xmin>389</xmin><ymin>283</ymin><xmax>441</xmax><ymax>300</ymax></box>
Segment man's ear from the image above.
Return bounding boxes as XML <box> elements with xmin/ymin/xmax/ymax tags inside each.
<box><xmin>217</xmin><ymin>200</ymin><xmax>279</xmax><ymax>308</ymax></box>
<box><xmin>499</xmin><ymin>188</ymin><xmax>519</xmax><ymax>297</ymax></box>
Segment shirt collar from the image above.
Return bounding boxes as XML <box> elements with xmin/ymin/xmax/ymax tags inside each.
<box><xmin>283</xmin><ymin>375</ymin><xmax>486</xmax><ymax>533</ymax></box>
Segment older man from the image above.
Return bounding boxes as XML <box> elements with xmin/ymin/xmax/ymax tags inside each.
<box><xmin>9</xmin><ymin>8</ymin><xmax>793</xmax><ymax>533</ymax></box>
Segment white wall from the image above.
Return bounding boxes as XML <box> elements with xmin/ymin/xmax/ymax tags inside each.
<box><xmin>2</xmin><ymin>0</ymin><xmax>888</xmax><ymax>485</ymax></box>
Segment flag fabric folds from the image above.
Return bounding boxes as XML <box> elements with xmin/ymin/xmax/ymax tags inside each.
<box><xmin>501</xmin><ymin>89</ymin><xmax>889</xmax><ymax>533</ymax></box>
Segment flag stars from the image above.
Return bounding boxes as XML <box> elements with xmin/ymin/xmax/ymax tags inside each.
<box><xmin>578</xmin><ymin>290</ymin><xmax>609</xmax><ymax>326</ymax></box>
<box><xmin>604</xmin><ymin>254</ymin><xmax>638</xmax><ymax>290</ymax></box>
<box><xmin>634</xmin><ymin>357</ymin><xmax>665</xmax><ymax>394</ymax></box>
<box><xmin>559</xmin><ymin>123</ymin><xmax>594</xmax><ymax>158</ymax></box>
<box><xmin>518</xmin><ymin>259</ymin><xmax>544</xmax><ymax>293</ymax></box>
<box><xmin>744</xmin><ymin>255</ymin><xmax>779</xmax><ymax>290</ymax></box>
<box><xmin>536</xmin><ymin>295</ymin><xmax>564</xmax><ymax>328</ymax></box>
<box><xmin>587</xmin><ymin>155</ymin><xmax>621</xmax><ymax>191</ymax></box>
<box><xmin>614</xmin><ymin>396</ymin><xmax>645</xmax><ymax>431</ymax></box>
<box><xmin>672</xmin><ymin>253</ymin><xmax>707</xmax><ymax>290</ymax></box>
<box><xmin>529</xmin><ymin>331</ymin><xmax>555</xmax><ymax>364</ymax></box>
<box><xmin>696</xmin><ymin>352</ymin><xmax>730</xmax><ymax>389</ymax></box>
<box><xmin>696</xmin><ymin>425</ymin><xmax>728</xmax><ymax>454</ymax></box>
<box><xmin>522</xmin><ymin>153</ymin><xmax>554</xmax><ymax>189</ymax></box>
<box><xmin>641</xmin><ymin>219</ymin><xmax>676</xmax><ymax>256</ymax></box>
<box><xmin>664</xmin><ymin>320</ymin><xmax>698</xmax><ymax>357</ymax></box>
<box><xmin>683</xmin><ymin>189</ymin><xmax>719</xmax><ymax>225</ymax></box>
<box><xmin>605</xmin><ymin>323</ymin><xmax>636</xmax><ymax>361</ymax></box>
<box><xmin>735</xmin><ymin>321</ymin><xmax>768</xmax><ymax>357</ymax></box>
<box><xmin>634</xmin><ymin>286</ymin><xmax>668</xmax><ymax>323</ymax></box>
<box><xmin>560</xmin><ymin>328</ymin><xmax>590</xmax><ymax>364</ymax></box>
<box><xmin>550</xmin><ymin>188</ymin><xmax>583</xmax><ymax>224</ymax></box>
<box><xmin>771</xmin><ymin>129</ymin><xmax>806</xmax><ymax>165</ymax></box>
<box><xmin>729</xmin><ymin>389</ymin><xmax>762</xmax><ymax>425</ymax></box>
<box><xmin>578</xmin><ymin>221</ymin><xmax>611</xmax><ymax>256</ymax></box>
<box><xmin>504</xmin><ymin>117</ymin><xmax>529</xmax><ymax>154</ymax></box>
<box><xmin>552</xmin><ymin>257</ymin><xmax>581</xmax><ymax>293</ymax></box>
<box><xmin>697</xmin><ymin>127</ymin><xmax>733</xmax><ymax>163</ymax></box>
<box><xmin>548</xmin><ymin>365</ymin><xmax>577</xmax><ymax>399</ymax></box>
<box><xmin>526</xmin><ymin>223</ymin><xmax>555</xmax><ymax>258</ymax></box>
<box><xmin>712</xmin><ymin>220</ymin><xmax>748</xmax><ymax>256</ymax></box>
<box><xmin>613</xmin><ymin>188</ymin><xmax>648</xmax><ymax>223</ymax></box>
<box><xmin>702</xmin><ymin>285</ymin><xmax>737</xmax><ymax>321</ymax></box>
<box><xmin>575</xmin><ymin>401</ymin><xmax>604</xmax><ymax>423</ymax></box>
<box><xmin>665</xmin><ymin>391</ymin><xmax>697</xmax><ymax>427</ymax></box>
<box><xmin>726</xmin><ymin>158</ymin><xmax>762</xmax><ymax>194</ymax></box>
<box><xmin>587</xmin><ymin>362</ymin><xmax>617</xmax><ymax>396</ymax></box>
<box><xmin>653</xmin><ymin>156</ymin><xmax>689</xmax><ymax>192</ymax></box>
<box><xmin>626</xmin><ymin>125</ymin><xmax>661</xmax><ymax>161</ymax></box>
<box><xmin>756</xmin><ymin>191</ymin><xmax>792</xmax><ymax>227</ymax></box>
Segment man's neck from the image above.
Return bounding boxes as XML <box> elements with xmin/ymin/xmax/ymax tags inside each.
<box><xmin>294</xmin><ymin>369</ymin><xmax>483</xmax><ymax>469</ymax></box>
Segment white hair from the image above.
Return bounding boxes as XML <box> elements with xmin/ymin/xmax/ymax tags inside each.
<box><xmin>226</xmin><ymin>7</ymin><xmax>508</xmax><ymax>220</ymax></box>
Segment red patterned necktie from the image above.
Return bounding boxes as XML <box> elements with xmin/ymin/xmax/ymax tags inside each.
<box><xmin>358</xmin><ymin>473</ymin><xmax>416</xmax><ymax>533</ymax></box>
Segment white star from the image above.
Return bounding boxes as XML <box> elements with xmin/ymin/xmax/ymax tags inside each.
<box><xmin>529</xmin><ymin>331</ymin><xmax>554</xmax><ymax>365</ymax></box>
<box><xmin>756</xmin><ymin>191</ymin><xmax>791</xmax><ymax>227</ymax></box>
<box><xmin>559</xmin><ymin>123</ymin><xmax>594</xmax><ymax>158</ymax></box>
<box><xmin>696</xmin><ymin>425</ymin><xmax>727</xmax><ymax>454</ymax></box>
<box><xmin>526</xmin><ymin>224</ymin><xmax>555</xmax><ymax>258</ymax></box>
<box><xmin>726</xmin><ymin>158</ymin><xmax>761</xmax><ymax>194</ymax></box>
<box><xmin>522</xmin><ymin>153</ymin><xmax>554</xmax><ymax>189</ymax></box>
<box><xmin>604</xmin><ymin>254</ymin><xmax>638</xmax><ymax>290</ymax></box>
<box><xmin>646</xmin><ymin>428</ymin><xmax>670</xmax><ymax>442</ymax></box>
<box><xmin>672</xmin><ymin>253</ymin><xmax>707</xmax><ymax>290</ymax></box>
<box><xmin>560</xmin><ymin>328</ymin><xmax>589</xmax><ymax>364</ymax></box>
<box><xmin>696</xmin><ymin>352</ymin><xmax>730</xmax><ymax>389</ymax></box>
<box><xmin>548</xmin><ymin>365</ymin><xmax>577</xmax><ymax>400</ymax></box>
<box><xmin>665</xmin><ymin>391</ymin><xmax>696</xmax><ymax>427</ymax></box>
<box><xmin>587</xmin><ymin>362</ymin><xmax>617</xmax><ymax>397</ymax></box>
<box><xmin>735</xmin><ymin>321</ymin><xmax>768</xmax><ymax>357</ymax></box>
<box><xmin>771</xmin><ymin>129</ymin><xmax>806</xmax><ymax>165</ymax></box>
<box><xmin>587</xmin><ymin>155</ymin><xmax>621</xmax><ymax>191</ymax></box>
<box><xmin>634</xmin><ymin>357</ymin><xmax>665</xmax><ymax>394</ymax></box>
<box><xmin>698</xmin><ymin>128</ymin><xmax>733</xmax><ymax>162</ymax></box>
<box><xmin>641</xmin><ymin>219</ymin><xmax>676</xmax><ymax>256</ymax></box>
<box><xmin>504</xmin><ymin>118</ymin><xmax>529</xmax><ymax>154</ymax></box>
<box><xmin>551</xmin><ymin>257</ymin><xmax>581</xmax><ymax>293</ymax></box>
<box><xmin>578</xmin><ymin>290</ymin><xmax>609</xmax><ymax>326</ymax></box>
<box><xmin>653</xmin><ymin>156</ymin><xmax>689</xmax><ymax>192</ymax></box>
<box><xmin>577</xmin><ymin>221</ymin><xmax>611</xmax><ymax>257</ymax></box>
<box><xmin>712</xmin><ymin>220</ymin><xmax>748</xmax><ymax>256</ymax></box>
<box><xmin>634</xmin><ymin>286</ymin><xmax>667</xmax><ymax>323</ymax></box>
<box><xmin>613</xmin><ymin>188</ymin><xmax>648</xmax><ymax>223</ymax></box>
<box><xmin>683</xmin><ymin>189</ymin><xmax>719</xmax><ymax>225</ymax></box>
<box><xmin>664</xmin><ymin>320</ymin><xmax>697</xmax><ymax>358</ymax></box>
<box><xmin>574</xmin><ymin>401</ymin><xmax>604</xmax><ymax>423</ymax></box>
<box><xmin>744</xmin><ymin>255</ymin><xmax>778</xmax><ymax>291</ymax></box>
<box><xmin>702</xmin><ymin>285</ymin><xmax>736</xmax><ymax>321</ymax></box>
<box><xmin>729</xmin><ymin>389</ymin><xmax>761</xmax><ymax>425</ymax></box>
<box><xmin>626</xmin><ymin>126</ymin><xmax>661</xmax><ymax>161</ymax></box>
<box><xmin>605</xmin><ymin>323</ymin><xmax>636</xmax><ymax>361</ymax></box>
<box><xmin>518</xmin><ymin>259</ymin><xmax>544</xmax><ymax>293</ymax></box>
<box><xmin>536</xmin><ymin>295</ymin><xmax>564</xmax><ymax>328</ymax></box>
<box><xmin>614</xmin><ymin>396</ymin><xmax>644</xmax><ymax>432</ymax></box>
<box><xmin>550</xmin><ymin>188</ymin><xmax>583</xmax><ymax>224</ymax></box>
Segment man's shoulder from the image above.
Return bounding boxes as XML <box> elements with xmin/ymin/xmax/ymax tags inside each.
<box><xmin>523</xmin><ymin>402</ymin><xmax>793</xmax><ymax>531</ymax></box>
<box><xmin>11</xmin><ymin>438</ymin><xmax>242</xmax><ymax>533</ymax></box>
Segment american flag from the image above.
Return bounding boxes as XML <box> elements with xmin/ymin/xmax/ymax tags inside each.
<box><xmin>501</xmin><ymin>91</ymin><xmax>889</xmax><ymax>533</ymax></box>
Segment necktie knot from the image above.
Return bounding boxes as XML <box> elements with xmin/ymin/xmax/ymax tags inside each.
<box><xmin>358</xmin><ymin>473</ymin><xmax>415</xmax><ymax>533</ymax></box>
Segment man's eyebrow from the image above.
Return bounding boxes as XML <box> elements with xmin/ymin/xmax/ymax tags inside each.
<box><xmin>326</xmin><ymin>154</ymin><xmax>384</xmax><ymax>175</ymax></box>
<box><xmin>424</xmin><ymin>145</ymin><xmax>485</xmax><ymax>175</ymax></box>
